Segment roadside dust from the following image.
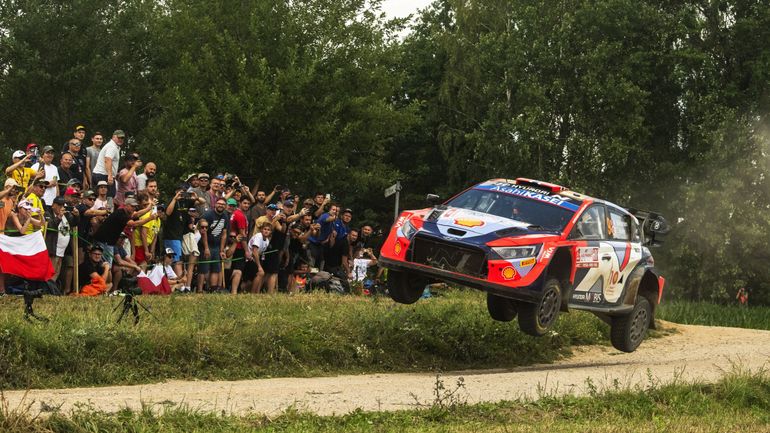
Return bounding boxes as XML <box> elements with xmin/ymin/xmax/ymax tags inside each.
<box><xmin>3</xmin><ymin>322</ymin><xmax>769</xmax><ymax>416</ymax></box>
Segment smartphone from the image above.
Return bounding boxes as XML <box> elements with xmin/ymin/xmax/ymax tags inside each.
<box><xmin>325</xmin><ymin>193</ymin><xmax>331</xmax><ymax>200</ymax></box>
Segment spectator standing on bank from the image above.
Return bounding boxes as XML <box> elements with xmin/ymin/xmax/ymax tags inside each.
<box><xmin>228</xmin><ymin>196</ymin><xmax>251</xmax><ymax>294</ymax></box>
<box><xmin>65</xmin><ymin>138</ymin><xmax>88</xmax><ymax>188</ymax></box>
<box><xmin>31</xmin><ymin>146</ymin><xmax>60</xmax><ymax>208</ymax></box>
<box><xmin>136</xmin><ymin>161</ymin><xmax>156</xmax><ymax>191</ymax></box>
<box><xmin>92</xmin><ymin>129</ymin><xmax>125</xmax><ymax>196</ymax></box>
<box><xmin>92</xmin><ymin>181</ymin><xmax>114</xmax><ymax>213</ymax></box>
<box><xmin>85</xmin><ymin>131</ymin><xmax>103</xmax><ymax>174</ymax></box>
<box><xmin>198</xmin><ymin>197</ymin><xmax>229</xmax><ymax>292</ymax></box>
<box><xmin>56</xmin><ymin>152</ymin><xmax>76</xmax><ymax>195</ymax></box>
<box><xmin>91</xmin><ymin>197</ymin><xmax>151</xmax><ymax>266</ymax></box>
<box><xmin>5</xmin><ymin>151</ymin><xmax>38</xmax><ymax>194</ymax></box>
<box><xmin>164</xmin><ymin>186</ymin><xmax>194</xmax><ymax>287</ymax></box>
<box><xmin>116</xmin><ymin>153</ymin><xmax>141</xmax><ymax>206</ymax></box>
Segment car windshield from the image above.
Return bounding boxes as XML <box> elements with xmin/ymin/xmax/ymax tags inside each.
<box><xmin>446</xmin><ymin>188</ymin><xmax>575</xmax><ymax>231</ymax></box>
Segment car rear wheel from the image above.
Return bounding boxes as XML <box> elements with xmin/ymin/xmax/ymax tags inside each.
<box><xmin>487</xmin><ymin>293</ymin><xmax>517</xmax><ymax>322</ymax></box>
<box><xmin>517</xmin><ymin>277</ymin><xmax>561</xmax><ymax>336</ymax></box>
<box><xmin>610</xmin><ymin>296</ymin><xmax>652</xmax><ymax>353</ymax></box>
<box><xmin>387</xmin><ymin>270</ymin><xmax>427</xmax><ymax>304</ymax></box>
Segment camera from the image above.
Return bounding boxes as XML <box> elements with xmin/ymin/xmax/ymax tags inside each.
<box><xmin>64</xmin><ymin>204</ymin><xmax>74</xmax><ymax>213</ymax></box>
<box><xmin>178</xmin><ymin>192</ymin><xmax>195</xmax><ymax>210</ymax></box>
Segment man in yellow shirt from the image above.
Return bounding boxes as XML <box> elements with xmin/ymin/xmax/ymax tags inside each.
<box><xmin>5</xmin><ymin>150</ymin><xmax>40</xmax><ymax>194</ymax></box>
<box><xmin>24</xmin><ymin>179</ymin><xmax>48</xmax><ymax>234</ymax></box>
<box><xmin>133</xmin><ymin>209</ymin><xmax>161</xmax><ymax>268</ymax></box>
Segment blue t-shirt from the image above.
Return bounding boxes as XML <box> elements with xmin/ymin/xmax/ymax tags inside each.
<box><xmin>310</xmin><ymin>213</ymin><xmax>348</xmax><ymax>245</ymax></box>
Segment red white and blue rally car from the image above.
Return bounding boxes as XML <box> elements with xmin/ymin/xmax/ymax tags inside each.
<box><xmin>379</xmin><ymin>178</ymin><xmax>669</xmax><ymax>352</ymax></box>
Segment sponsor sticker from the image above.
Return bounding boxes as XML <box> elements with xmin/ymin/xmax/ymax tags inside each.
<box><xmin>576</xmin><ymin>247</ymin><xmax>599</xmax><ymax>268</ymax></box>
<box><xmin>520</xmin><ymin>258</ymin><xmax>536</xmax><ymax>267</ymax></box>
<box><xmin>454</xmin><ymin>218</ymin><xmax>485</xmax><ymax>228</ymax></box>
<box><xmin>541</xmin><ymin>247</ymin><xmax>555</xmax><ymax>261</ymax></box>
<box><xmin>572</xmin><ymin>292</ymin><xmax>603</xmax><ymax>303</ymax></box>
<box><xmin>501</xmin><ymin>266</ymin><xmax>517</xmax><ymax>280</ymax></box>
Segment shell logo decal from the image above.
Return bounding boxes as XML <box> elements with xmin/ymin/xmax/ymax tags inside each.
<box><xmin>501</xmin><ymin>266</ymin><xmax>517</xmax><ymax>280</ymax></box>
<box><xmin>454</xmin><ymin>219</ymin><xmax>485</xmax><ymax>228</ymax></box>
<box><xmin>394</xmin><ymin>242</ymin><xmax>402</xmax><ymax>255</ymax></box>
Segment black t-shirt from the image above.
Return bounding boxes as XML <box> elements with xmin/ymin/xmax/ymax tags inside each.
<box><xmin>92</xmin><ymin>208</ymin><xmax>130</xmax><ymax>244</ymax></box>
<box><xmin>79</xmin><ymin>259</ymin><xmax>105</xmax><ymax>287</ymax></box>
<box><xmin>76</xmin><ymin>204</ymin><xmax>92</xmax><ymax>241</ymax></box>
<box><xmin>164</xmin><ymin>208</ymin><xmax>190</xmax><ymax>241</ymax></box>
<box><xmin>57</xmin><ymin>167</ymin><xmax>73</xmax><ymax>195</ymax></box>
<box><xmin>323</xmin><ymin>237</ymin><xmax>349</xmax><ymax>269</ymax></box>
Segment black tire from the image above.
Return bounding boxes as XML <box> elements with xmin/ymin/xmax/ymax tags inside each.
<box><xmin>517</xmin><ymin>277</ymin><xmax>562</xmax><ymax>336</ymax></box>
<box><xmin>387</xmin><ymin>270</ymin><xmax>427</xmax><ymax>304</ymax></box>
<box><xmin>610</xmin><ymin>296</ymin><xmax>652</xmax><ymax>353</ymax></box>
<box><xmin>487</xmin><ymin>293</ymin><xmax>517</xmax><ymax>322</ymax></box>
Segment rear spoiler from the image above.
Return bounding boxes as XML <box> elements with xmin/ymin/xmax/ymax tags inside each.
<box><xmin>626</xmin><ymin>208</ymin><xmax>669</xmax><ymax>247</ymax></box>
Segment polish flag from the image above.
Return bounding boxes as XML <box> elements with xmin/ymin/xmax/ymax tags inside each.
<box><xmin>136</xmin><ymin>267</ymin><xmax>171</xmax><ymax>295</ymax></box>
<box><xmin>0</xmin><ymin>232</ymin><xmax>55</xmax><ymax>281</ymax></box>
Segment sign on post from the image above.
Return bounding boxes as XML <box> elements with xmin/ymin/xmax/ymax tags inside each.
<box><xmin>384</xmin><ymin>181</ymin><xmax>401</xmax><ymax>222</ymax></box>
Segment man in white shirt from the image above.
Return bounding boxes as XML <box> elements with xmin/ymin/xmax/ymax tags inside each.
<box><xmin>30</xmin><ymin>145</ymin><xmax>60</xmax><ymax>207</ymax></box>
<box><xmin>91</xmin><ymin>129</ymin><xmax>125</xmax><ymax>197</ymax></box>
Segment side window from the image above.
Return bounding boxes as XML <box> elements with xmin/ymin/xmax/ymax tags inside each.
<box><xmin>608</xmin><ymin>210</ymin><xmax>631</xmax><ymax>241</ymax></box>
<box><xmin>569</xmin><ymin>206</ymin><xmax>606</xmax><ymax>240</ymax></box>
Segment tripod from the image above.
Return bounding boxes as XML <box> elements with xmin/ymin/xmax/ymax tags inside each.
<box><xmin>113</xmin><ymin>291</ymin><xmax>156</xmax><ymax>325</ymax></box>
<box><xmin>21</xmin><ymin>281</ymin><xmax>48</xmax><ymax>323</ymax></box>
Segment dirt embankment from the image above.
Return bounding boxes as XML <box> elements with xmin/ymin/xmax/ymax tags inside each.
<box><xmin>3</xmin><ymin>322</ymin><xmax>769</xmax><ymax>416</ymax></box>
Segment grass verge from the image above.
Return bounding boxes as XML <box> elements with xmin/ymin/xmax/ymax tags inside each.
<box><xmin>0</xmin><ymin>290</ymin><xmax>608</xmax><ymax>390</ymax></box>
<box><xmin>2</xmin><ymin>370</ymin><xmax>769</xmax><ymax>432</ymax></box>
<box><xmin>658</xmin><ymin>300</ymin><xmax>770</xmax><ymax>330</ymax></box>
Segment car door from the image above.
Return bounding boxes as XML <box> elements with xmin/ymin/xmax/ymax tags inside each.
<box><xmin>604</xmin><ymin>207</ymin><xmax>643</xmax><ymax>303</ymax></box>
<box><xmin>568</xmin><ymin>205</ymin><xmax>615</xmax><ymax>305</ymax></box>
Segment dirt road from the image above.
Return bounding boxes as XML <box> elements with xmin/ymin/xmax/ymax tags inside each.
<box><xmin>3</xmin><ymin>322</ymin><xmax>769</xmax><ymax>416</ymax></box>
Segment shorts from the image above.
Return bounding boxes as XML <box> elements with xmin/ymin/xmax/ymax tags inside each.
<box><xmin>182</xmin><ymin>232</ymin><xmax>200</xmax><ymax>257</ymax></box>
<box><xmin>231</xmin><ymin>249</ymin><xmax>246</xmax><ymax>271</ymax></box>
<box><xmin>164</xmin><ymin>240</ymin><xmax>182</xmax><ymax>262</ymax></box>
<box><xmin>62</xmin><ymin>255</ymin><xmax>74</xmax><ymax>267</ymax></box>
<box><xmin>198</xmin><ymin>246</ymin><xmax>221</xmax><ymax>273</ymax></box>
<box><xmin>135</xmin><ymin>247</ymin><xmax>147</xmax><ymax>263</ymax></box>
<box><xmin>243</xmin><ymin>260</ymin><xmax>258</xmax><ymax>281</ymax></box>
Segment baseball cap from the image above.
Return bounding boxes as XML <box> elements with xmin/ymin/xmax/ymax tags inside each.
<box><xmin>89</xmin><ymin>244</ymin><xmax>103</xmax><ymax>252</ymax></box>
<box><xmin>67</xmin><ymin>178</ymin><xmax>82</xmax><ymax>186</ymax></box>
<box><xmin>33</xmin><ymin>178</ymin><xmax>49</xmax><ymax>186</ymax></box>
<box><xmin>266</xmin><ymin>203</ymin><xmax>279</xmax><ymax>211</ymax></box>
<box><xmin>124</xmin><ymin>197</ymin><xmax>139</xmax><ymax>207</ymax></box>
<box><xmin>165</xmin><ymin>247</ymin><xmax>175</xmax><ymax>256</ymax></box>
<box><xmin>283</xmin><ymin>200</ymin><xmax>295</xmax><ymax>207</ymax></box>
<box><xmin>64</xmin><ymin>187</ymin><xmax>80</xmax><ymax>196</ymax></box>
<box><xmin>186</xmin><ymin>173</ymin><xmax>198</xmax><ymax>181</ymax></box>
<box><xmin>343</xmin><ymin>208</ymin><xmax>353</xmax><ymax>215</ymax></box>
<box><xmin>82</xmin><ymin>190</ymin><xmax>96</xmax><ymax>198</ymax></box>
<box><xmin>53</xmin><ymin>196</ymin><xmax>66</xmax><ymax>205</ymax></box>
<box><xmin>12</xmin><ymin>150</ymin><xmax>25</xmax><ymax>159</ymax></box>
<box><xmin>113</xmin><ymin>129</ymin><xmax>126</xmax><ymax>138</ymax></box>
<box><xmin>41</xmin><ymin>145</ymin><xmax>55</xmax><ymax>154</ymax></box>
<box><xmin>96</xmin><ymin>180</ymin><xmax>109</xmax><ymax>187</ymax></box>
<box><xmin>26</xmin><ymin>143</ymin><xmax>38</xmax><ymax>151</ymax></box>
<box><xmin>74</xmin><ymin>125</ymin><xmax>86</xmax><ymax>132</ymax></box>
<box><xmin>4</xmin><ymin>178</ymin><xmax>20</xmax><ymax>188</ymax></box>
<box><xmin>18</xmin><ymin>199</ymin><xmax>39</xmax><ymax>212</ymax></box>
<box><xmin>198</xmin><ymin>173</ymin><xmax>210</xmax><ymax>179</ymax></box>
<box><xmin>226</xmin><ymin>198</ymin><xmax>238</xmax><ymax>206</ymax></box>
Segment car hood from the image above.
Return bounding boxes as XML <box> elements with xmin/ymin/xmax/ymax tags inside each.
<box><xmin>427</xmin><ymin>207</ymin><xmax>531</xmax><ymax>237</ymax></box>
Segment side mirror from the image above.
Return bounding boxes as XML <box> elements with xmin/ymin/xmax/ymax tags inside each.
<box><xmin>426</xmin><ymin>194</ymin><xmax>441</xmax><ymax>205</ymax></box>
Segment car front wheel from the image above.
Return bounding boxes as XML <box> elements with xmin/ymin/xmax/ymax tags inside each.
<box><xmin>610</xmin><ymin>296</ymin><xmax>652</xmax><ymax>353</ymax></box>
<box><xmin>517</xmin><ymin>277</ymin><xmax>562</xmax><ymax>336</ymax></box>
<box><xmin>387</xmin><ymin>270</ymin><xmax>427</xmax><ymax>304</ymax></box>
<box><xmin>487</xmin><ymin>293</ymin><xmax>517</xmax><ymax>322</ymax></box>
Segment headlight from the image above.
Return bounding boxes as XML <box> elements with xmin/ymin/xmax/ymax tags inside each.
<box><xmin>492</xmin><ymin>245</ymin><xmax>540</xmax><ymax>259</ymax></box>
<box><xmin>401</xmin><ymin>218</ymin><xmax>418</xmax><ymax>239</ymax></box>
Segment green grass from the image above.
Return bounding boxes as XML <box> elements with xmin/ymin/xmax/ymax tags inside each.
<box><xmin>658</xmin><ymin>300</ymin><xmax>770</xmax><ymax>330</ymax></box>
<box><xmin>3</xmin><ymin>371</ymin><xmax>769</xmax><ymax>432</ymax></box>
<box><xmin>0</xmin><ymin>290</ymin><xmax>608</xmax><ymax>390</ymax></box>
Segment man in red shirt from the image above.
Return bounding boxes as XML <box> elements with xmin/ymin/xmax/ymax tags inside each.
<box><xmin>229</xmin><ymin>196</ymin><xmax>251</xmax><ymax>294</ymax></box>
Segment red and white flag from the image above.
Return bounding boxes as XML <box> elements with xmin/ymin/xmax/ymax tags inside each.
<box><xmin>136</xmin><ymin>266</ymin><xmax>172</xmax><ymax>295</ymax></box>
<box><xmin>0</xmin><ymin>232</ymin><xmax>55</xmax><ymax>281</ymax></box>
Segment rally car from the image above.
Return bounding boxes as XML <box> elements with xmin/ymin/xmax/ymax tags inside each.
<box><xmin>378</xmin><ymin>178</ymin><xmax>668</xmax><ymax>352</ymax></box>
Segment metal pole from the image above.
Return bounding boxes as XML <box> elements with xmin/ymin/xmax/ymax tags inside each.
<box><xmin>73</xmin><ymin>227</ymin><xmax>79</xmax><ymax>294</ymax></box>
<box><xmin>394</xmin><ymin>182</ymin><xmax>400</xmax><ymax>223</ymax></box>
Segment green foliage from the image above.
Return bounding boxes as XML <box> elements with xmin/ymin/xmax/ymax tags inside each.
<box><xmin>658</xmin><ymin>300</ymin><xmax>770</xmax><ymax>330</ymax></box>
<box><xmin>0</xmin><ymin>291</ymin><xmax>608</xmax><ymax>390</ymax></box>
<box><xmin>3</xmin><ymin>371</ymin><xmax>769</xmax><ymax>432</ymax></box>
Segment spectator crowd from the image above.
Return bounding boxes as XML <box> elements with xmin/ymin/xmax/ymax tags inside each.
<box><xmin>0</xmin><ymin>125</ymin><xmax>382</xmax><ymax>296</ymax></box>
